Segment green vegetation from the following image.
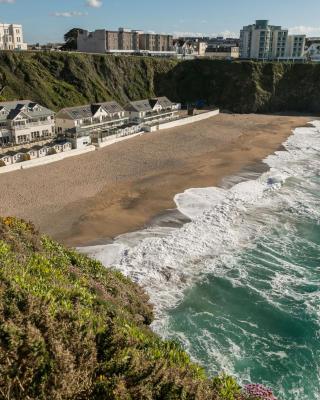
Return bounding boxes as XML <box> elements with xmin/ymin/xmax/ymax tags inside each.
<box><xmin>0</xmin><ymin>217</ymin><xmax>261</xmax><ymax>400</ymax></box>
<box><xmin>0</xmin><ymin>51</ymin><xmax>319</xmax><ymax>114</ymax></box>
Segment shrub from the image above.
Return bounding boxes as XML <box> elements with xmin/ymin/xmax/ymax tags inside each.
<box><xmin>0</xmin><ymin>159</ymin><xmax>5</xmax><ymax>167</ymax></box>
<box><xmin>21</xmin><ymin>153</ymin><xmax>31</xmax><ymax>162</ymax></box>
<box><xmin>47</xmin><ymin>147</ymin><xmax>57</xmax><ymax>155</ymax></box>
<box><xmin>212</xmin><ymin>374</ymin><xmax>242</xmax><ymax>400</ymax></box>
<box><xmin>244</xmin><ymin>384</ymin><xmax>277</xmax><ymax>400</ymax></box>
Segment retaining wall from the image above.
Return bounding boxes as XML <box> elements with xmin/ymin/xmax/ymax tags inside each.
<box><xmin>145</xmin><ymin>109</ymin><xmax>220</xmax><ymax>132</ymax></box>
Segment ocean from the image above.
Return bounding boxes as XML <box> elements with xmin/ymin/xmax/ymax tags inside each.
<box><xmin>80</xmin><ymin>121</ymin><xmax>320</xmax><ymax>400</ymax></box>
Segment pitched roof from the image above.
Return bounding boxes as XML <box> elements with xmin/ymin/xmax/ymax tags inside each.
<box><xmin>125</xmin><ymin>97</ymin><xmax>173</xmax><ymax>112</ymax></box>
<box><xmin>59</xmin><ymin>101</ymin><xmax>124</xmax><ymax>120</ymax></box>
<box><xmin>151</xmin><ymin>96</ymin><xmax>173</xmax><ymax>109</ymax></box>
<box><xmin>0</xmin><ymin>100</ymin><xmax>54</xmax><ymax>120</ymax></box>
<box><xmin>125</xmin><ymin>99</ymin><xmax>153</xmax><ymax>112</ymax></box>
<box><xmin>97</xmin><ymin>101</ymin><xmax>124</xmax><ymax>114</ymax></box>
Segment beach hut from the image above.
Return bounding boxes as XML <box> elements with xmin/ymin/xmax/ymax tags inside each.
<box><xmin>0</xmin><ymin>153</ymin><xmax>12</xmax><ymax>166</ymax></box>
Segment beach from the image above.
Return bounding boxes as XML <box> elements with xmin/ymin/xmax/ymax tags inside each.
<box><xmin>0</xmin><ymin>113</ymin><xmax>311</xmax><ymax>247</ymax></box>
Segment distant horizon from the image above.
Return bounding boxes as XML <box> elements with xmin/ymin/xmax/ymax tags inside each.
<box><xmin>0</xmin><ymin>0</ymin><xmax>320</xmax><ymax>44</ymax></box>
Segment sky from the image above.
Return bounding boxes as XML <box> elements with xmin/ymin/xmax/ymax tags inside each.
<box><xmin>1</xmin><ymin>0</ymin><xmax>320</xmax><ymax>44</ymax></box>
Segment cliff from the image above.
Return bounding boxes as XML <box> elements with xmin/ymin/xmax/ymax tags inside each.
<box><xmin>0</xmin><ymin>217</ymin><xmax>265</xmax><ymax>400</ymax></box>
<box><xmin>0</xmin><ymin>51</ymin><xmax>320</xmax><ymax>114</ymax></box>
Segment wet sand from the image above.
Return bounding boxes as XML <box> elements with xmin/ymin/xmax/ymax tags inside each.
<box><xmin>0</xmin><ymin>113</ymin><xmax>312</xmax><ymax>247</ymax></box>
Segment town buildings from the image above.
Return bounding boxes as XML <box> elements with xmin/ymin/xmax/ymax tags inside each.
<box><xmin>77</xmin><ymin>28</ymin><xmax>174</xmax><ymax>55</ymax></box>
<box><xmin>0</xmin><ymin>100</ymin><xmax>55</xmax><ymax>146</ymax></box>
<box><xmin>239</xmin><ymin>20</ymin><xmax>306</xmax><ymax>60</ymax></box>
<box><xmin>0</xmin><ymin>23</ymin><xmax>27</xmax><ymax>51</ymax></box>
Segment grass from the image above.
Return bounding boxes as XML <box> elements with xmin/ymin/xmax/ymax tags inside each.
<box><xmin>0</xmin><ymin>217</ymin><xmax>266</xmax><ymax>399</ymax></box>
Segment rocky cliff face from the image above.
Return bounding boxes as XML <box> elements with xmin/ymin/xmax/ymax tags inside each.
<box><xmin>0</xmin><ymin>51</ymin><xmax>319</xmax><ymax>114</ymax></box>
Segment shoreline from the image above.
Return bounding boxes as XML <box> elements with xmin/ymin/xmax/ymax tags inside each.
<box><xmin>0</xmin><ymin>113</ymin><xmax>312</xmax><ymax>247</ymax></box>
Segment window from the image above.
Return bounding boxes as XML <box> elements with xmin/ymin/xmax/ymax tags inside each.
<box><xmin>17</xmin><ymin>37</ymin><xmax>21</xmax><ymax>43</ymax></box>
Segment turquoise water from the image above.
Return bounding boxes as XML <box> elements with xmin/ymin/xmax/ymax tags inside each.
<box><xmin>166</xmin><ymin>169</ymin><xmax>320</xmax><ymax>399</ymax></box>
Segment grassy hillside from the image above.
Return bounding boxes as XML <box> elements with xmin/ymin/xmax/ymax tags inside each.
<box><xmin>0</xmin><ymin>217</ymin><xmax>272</xmax><ymax>400</ymax></box>
<box><xmin>0</xmin><ymin>51</ymin><xmax>320</xmax><ymax>114</ymax></box>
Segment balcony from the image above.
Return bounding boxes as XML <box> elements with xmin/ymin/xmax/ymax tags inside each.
<box><xmin>12</xmin><ymin>120</ymin><xmax>53</xmax><ymax>130</ymax></box>
<box><xmin>80</xmin><ymin>116</ymin><xmax>128</xmax><ymax>128</ymax></box>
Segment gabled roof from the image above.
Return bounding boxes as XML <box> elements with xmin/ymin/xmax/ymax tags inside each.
<box><xmin>0</xmin><ymin>100</ymin><xmax>54</xmax><ymax>120</ymax></box>
<box><xmin>151</xmin><ymin>96</ymin><xmax>173</xmax><ymax>109</ymax></box>
<box><xmin>97</xmin><ymin>101</ymin><xmax>124</xmax><ymax>114</ymax></box>
<box><xmin>58</xmin><ymin>101</ymin><xmax>124</xmax><ymax>120</ymax></box>
<box><xmin>125</xmin><ymin>97</ymin><xmax>173</xmax><ymax>113</ymax></box>
<box><xmin>125</xmin><ymin>99</ymin><xmax>153</xmax><ymax>113</ymax></box>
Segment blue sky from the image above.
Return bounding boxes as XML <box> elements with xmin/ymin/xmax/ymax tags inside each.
<box><xmin>1</xmin><ymin>0</ymin><xmax>320</xmax><ymax>43</ymax></box>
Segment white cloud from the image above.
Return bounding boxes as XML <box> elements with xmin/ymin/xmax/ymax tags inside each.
<box><xmin>51</xmin><ymin>11</ymin><xmax>88</xmax><ymax>18</ymax></box>
<box><xmin>86</xmin><ymin>0</ymin><xmax>103</xmax><ymax>8</ymax></box>
<box><xmin>173</xmin><ymin>30</ymin><xmax>238</xmax><ymax>38</ymax></box>
<box><xmin>0</xmin><ymin>0</ymin><xmax>15</xmax><ymax>3</ymax></box>
<box><xmin>289</xmin><ymin>26</ymin><xmax>320</xmax><ymax>36</ymax></box>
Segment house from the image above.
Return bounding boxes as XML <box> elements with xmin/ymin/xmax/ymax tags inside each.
<box><xmin>56</xmin><ymin>101</ymin><xmax>129</xmax><ymax>149</ymax></box>
<box><xmin>125</xmin><ymin>97</ymin><xmax>179</xmax><ymax>125</ymax></box>
<box><xmin>0</xmin><ymin>100</ymin><xmax>55</xmax><ymax>146</ymax></box>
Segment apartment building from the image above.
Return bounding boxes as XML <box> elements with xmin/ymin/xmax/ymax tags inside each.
<box><xmin>78</xmin><ymin>28</ymin><xmax>174</xmax><ymax>54</ymax></box>
<box><xmin>0</xmin><ymin>23</ymin><xmax>27</xmax><ymax>51</ymax></box>
<box><xmin>0</xmin><ymin>101</ymin><xmax>55</xmax><ymax>146</ymax></box>
<box><xmin>240</xmin><ymin>20</ymin><xmax>306</xmax><ymax>60</ymax></box>
<box><xmin>125</xmin><ymin>97</ymin><xmax>179</xmax><ymax>125</ymax></box>
<box><xmin>55</xmin><ymin>101</ymin><xmax>129</xmax><ymax>148</ymax></box>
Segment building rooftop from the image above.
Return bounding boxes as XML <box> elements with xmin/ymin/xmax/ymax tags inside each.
<box><xmin>59</xmin><ymin>101</ymin><xmax>125</xmax><ymax>120</ymax></box>
<box><xmin>126</xmin><ymin>97</ymin><xmax>173</xmax><ymax>112</ymax></box>
<box><xmin>0</xmin><ymin>100</ymin><xmax>54</xmax><ymax>120</ymax></box>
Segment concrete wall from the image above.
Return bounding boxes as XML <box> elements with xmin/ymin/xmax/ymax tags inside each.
<box><xmin>0</xmin><ymin>146</ymin><xmax>95</xmax><ymax>174</ymax></box>
<box><xmin>144</xmin><ymin>109</ymin><xmax>220</xmax><ymax>132</ymax></box>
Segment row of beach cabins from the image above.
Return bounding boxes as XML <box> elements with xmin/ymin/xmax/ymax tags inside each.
<box><xmin>0</xmin><ymin>97</ymin><xmax>180</xmax><ymax>166</ymax></box>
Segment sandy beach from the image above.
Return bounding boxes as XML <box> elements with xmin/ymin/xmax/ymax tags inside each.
<box><xmin>0</xmin><ymin>113</ymin><xmax>311</xmax><ymax>246</ymax></box>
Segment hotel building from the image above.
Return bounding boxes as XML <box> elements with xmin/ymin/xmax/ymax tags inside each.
<box><xmin>0</xmin><ymin>23</ymin><xmax>27</xmax><ymax>51</ymax></box>
<box><xmin>77</xmin><ymin>28</ymin><xmax>174</xmax><ymax>55</ymax></box>
<box><xmin>240</xmin><ymin>20</ymin><xmax>306</xmax><ymax>60</ymax></box>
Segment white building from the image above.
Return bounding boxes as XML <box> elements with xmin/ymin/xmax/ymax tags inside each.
<box><xmin>305</xmin><ymin>43</ymin><xmax>320</xmax><ymax>62</ymax></box>
<box><xmin>0</xmin><ymin>100</ymin><xmax>55</xmax><ymax>146</ymax></box>
<box><xmin>125</xmin><ymin>97</ymin><xmax>179</xmax><ymax>126</ymax></box>
<box><xmin>240</xmin><ymin>20</ymin><xmax>306</xmax><ymax>60</ymax></box>
<box><xmin>0</xmin><ymin>23</ymin><xmax>27</xmax><ymax>51</ymax></box>
<box><xmin>55</xmin><ymin>101</ymin><xmax>128</xmax><ymax>149</ymax></box>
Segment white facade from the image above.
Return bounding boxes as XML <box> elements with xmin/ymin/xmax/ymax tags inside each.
<box><xmin>0</xmin><ymin>23</ymin><xmax>27</xmax><ymax>51</ymax></box>
<box><xmin>0</xmin><ymin>101</ymin><xmax>55</xmax><ymax>146</ymax></box>
<box><xmin>55</xmin><ymin>102</ymin><xmax>128</xmax><ymax>149</ymax></box>
<box><xmin>305</xmin><ymin>43</ymin><xmax>320</xmax><ymax>62</ymax></box>
<box><xmin>240</xmin><ymin>20</ymin><xmax>306</xmax><ymax>60</ymax></box>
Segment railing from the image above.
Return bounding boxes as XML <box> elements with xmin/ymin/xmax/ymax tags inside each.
<box><xmin>80</xmin><ymin>116</ymin><xmax>129</xmax><ymax>128</ymax></box>
<box><xmin>12</xmin><ymin>120</ymin><xmax>53</xmax><ymax>130</ymax></box>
